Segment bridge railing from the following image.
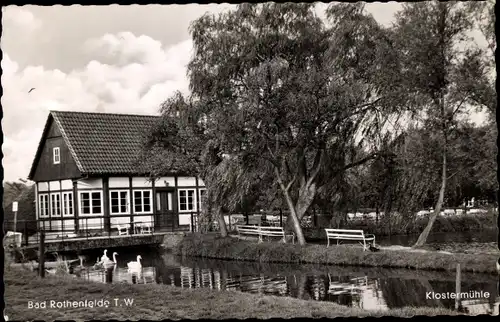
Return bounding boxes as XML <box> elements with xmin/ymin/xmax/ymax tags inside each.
<box><xmin>4</xmin><ymin>213</ymin><xmax>200</xmax><ymax>247</ymax></box>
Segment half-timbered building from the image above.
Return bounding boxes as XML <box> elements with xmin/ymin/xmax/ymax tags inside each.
<box><xmin>28</xmin><ymin>111</ymin><xmax>205</xmax><ymax>238</ymax></box>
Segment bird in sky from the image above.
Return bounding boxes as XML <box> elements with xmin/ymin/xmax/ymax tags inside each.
<box><xmin>28</xmin><ymin>88</ymin><xmax>35</xmax><ymax>93</ymax></box>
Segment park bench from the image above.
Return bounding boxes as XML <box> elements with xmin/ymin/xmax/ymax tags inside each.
<box><xmin>236</xmin><ymin>225</ymin><xmax>295</xmax><ymax>244</ymax></box>
<box><xmin>324</xmin><ymin>228</ymin><xmax>375</xmax><ymax>251</ymax></box>
<box><xmin>236</xmin><ymin>225</ymin><xmax>261</xmax><ymax>239</ymax></box>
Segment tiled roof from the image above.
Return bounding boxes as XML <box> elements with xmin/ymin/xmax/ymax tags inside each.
<box><xmin>30</xmin><ymin>111</ymin><xmax>160</xmax><ymax>178</ymax></box>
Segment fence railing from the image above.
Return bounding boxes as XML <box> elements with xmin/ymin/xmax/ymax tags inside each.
<box><xmin>4</xmin><ymin>212</ymin><xmax>200</xmax><ymax>247</ymax></box>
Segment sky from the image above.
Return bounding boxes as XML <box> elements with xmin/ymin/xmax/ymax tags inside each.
<box><xmin>0</xmin><ymin>3</ymin><xmax>489</xmax><ymax>183</ymax></box>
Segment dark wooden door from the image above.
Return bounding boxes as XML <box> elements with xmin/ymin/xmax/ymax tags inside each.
<box><xmin>155</xmin><ymin>190</ymin><xmax>177</xmax><ymax>230</ymax></box>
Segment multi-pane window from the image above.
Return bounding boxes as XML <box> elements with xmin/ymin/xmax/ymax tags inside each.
<box><xmin>179</xmin><ymin>189</ymin><xmax>196</xmax><ymax>212</ymax></box>
<box><xmin>53</xmin><ymin>147</ymin><xmax>60</xmax><ymax>164</ymax></box>
<box><xmin>39</xmin><ymin>194</ymin><xmax>49</xmax><ymax>218</ymax></box>
<box><xmin>133</xmin><ymin>190</ymin><xmax>152</xmax><ymax>213</ymax></box>
<box><xmin>79</xmin><ymin>191</ymin><xmax>102</xmax><ymax>215</ymax></box>
<box><xmin>62</xmin><ymin>192</ymin><xmax>73</xmax><ymax>216</ymax></box>
<box><xmin>50</xmin><ymin>193</ymin><xmax>61</xmax><ymax>217</ymax></box>
<box><xmin>110</xmin><ymin>190</ymin><xmax>129</xmax><ymax>214</ymax></box>
<box><xmin>198</xmin><ymin>189</ymin><xmax>207</xmax><ymax>211</ymax></box>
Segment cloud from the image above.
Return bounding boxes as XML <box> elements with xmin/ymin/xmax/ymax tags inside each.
<box><xmin>2</xmin><ymin>32</ymin><xmax>192</xmax><ymax>182</ymax></box>
<box><xmin>2</xmin><ymin>6</ymin><xmax>42</xmax><ymax>33</ymax></box>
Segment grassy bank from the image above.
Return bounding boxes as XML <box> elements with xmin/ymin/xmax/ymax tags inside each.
<box><xmin>302</xmin><ymin>212</ymin><xmax>498</xmax><ymax>240</ymax></box>
<box><xmin>4</xmin><ymin>268</ymin><xmax>459</xmax><ymax>320</ymax></box>
<box><xmin>175</xmin><ymin>234</ymin><xmax>499</xmax><ymax>274</ymax></box>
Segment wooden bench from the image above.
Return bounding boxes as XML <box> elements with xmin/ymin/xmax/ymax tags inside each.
<box><xmin>236</xmin><ymin>225</ymin><xmax>294</xmax><ymax>244</ymax></box>
<box><xmin>236</xmin><ymin>225</ymin><xmax>261</xmax><ymax>239</ymax></box>
<box><xmin>324</xmin><ymin>229</ymin><xmax>375</xmax><ymax>251</ymax></box>
<box><xmin>259</xmin><ymin>226</ymin><xmax>294</xmax><ymax>244</ymax></box>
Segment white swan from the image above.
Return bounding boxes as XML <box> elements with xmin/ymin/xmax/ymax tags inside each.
<box><xmin>94</xmin><ymin>249</ymin><xmax>113</xmax><ymax>269</ymax></box>
<box><xmin>101</xmin><ymin>249</ymin><xmax>110</xmax><ymax>262</ymax></box>
<box><xmin>127</xmin><ymin>255</ymin><xmax>142</xmax><ymax>270</ymax></box>
<box><xmin>103</xmin><ymin>252</ymin><xmax>118</xmax><ymax>267</ymax></box>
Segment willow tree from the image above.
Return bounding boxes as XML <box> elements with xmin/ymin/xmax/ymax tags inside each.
<box><xmin>139</xmin><ymin>93</ymin><xmax>231</xmax><ymax>236</ymax></box>
<box><xmin>184</xmin><ymin>3</ymin><xmax>409</xmax><ymax>245</ymax></box>
<box><xmin>392</xmin><ymin>1</ymin><xmax>493</xmax><ymax>247</ymax></box>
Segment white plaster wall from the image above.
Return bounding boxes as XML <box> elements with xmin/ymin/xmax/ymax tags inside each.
<box><xmin>78</xmin><ymin>218</ymin><xmax>104</xmax><ymax>229</ymax></box>
<box><xmin>61</xmin><ymin>180</ymin><xmax>73</xmax><ymax>190</ymax></box>
<box><xmin>49</xmin><ymin>219</ymin><xmax>75</xmax><ymax>231</ymax></box>
<box><xmin>40</xmin><ymin>221</ymin><xmax>49</xmax><ymax>231</ymax></box>
<box><xmin>179</xmin><ymin>214</ymin><xmax>191</xmax><ymax>226</ymax></box>
<box><xmin>38</xmin><ymin>182</ymin><xmax>49</xmax><ymax>192</ymax></box>
<box><xmin>62</xmin><ymin>219</ymin><xmax>75</xmax><ymax>231</ymax></box>
<box><xmin>132</xmin><ymin>177</ymin><xmax>153</xmax><ymax>188</ymax></box>
<box><xmin>77</xmin><ymin>178</ymin><xmax>103</xmax><ymax>189</ymax></box>
<box><xmin>155</xmin><ymin>176</ymin><xmax>175</xmax><ymax>187</ymax></box>
<box><xmin>198</xmin><ymin>178</ymin><xmax>205</xmax><ymax>186</ymax></box>
<box><xmin>109</xmin><ymin>177</ymin><xmax>130</xmax><ymax>188</ymax></box>
<box><xmin>49</xmin><ymin>181</ymin><xmax>61</xmax><ymax>191</ymax></box>
<box><xmin>177</xmin><ymin>177</ymin><xmax>196</xmax><ymax>187</ymax></box>
<box><xmin>133</xmin><ymin>215</ymin><xmax>154</xmax><ymax>226</ymax></box>
<box><xmin>110</xmin><ymin>217</ymin><xmax>130</xmax><ymax>227</ymax></box>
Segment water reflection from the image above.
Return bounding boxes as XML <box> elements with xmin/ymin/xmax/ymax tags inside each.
<box><xmin>76</xmin><ymin>265</ymin><xmax>157</xmax><ymax>285</ymax></box>
<box><xmin>73</xmin><ymin>251</ymin><xmax>499</xmax><ymax>316</ymax></box>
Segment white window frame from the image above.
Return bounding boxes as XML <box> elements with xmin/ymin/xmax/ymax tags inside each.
<box><xmin>50</xmin><ymin>192</ymin><xmax>61</xmax><ymax>217</ymax></box>
<box><xmin>133</xmin><ymin>189</ymin><xmax>153</xmax><ymax>214</ymax></box>
<box><xmin>198</xmin><ymin>188</ymin><xmax>207</xmax><ymax>211</ymax></box>
<box><xmin>178</xmin><ymin>188</ymin><xmax>197</xmax><ymax>213</ymax></box>
<box><xmin>53</xmin><ymin>147</ymin><xmax>60</xmax><ymax>164</ymax></box>
<box><xmin>109</xmin><ymin>190</ymin><xmax>130</xmax><ymax>215</ymax></box>
<box><xmin>62</xmin><ymin>191</ymin><xmax>73</xmax><ymax>217</ymax></box>
<box><xmin>79</xmin><ymin>190</ymin><xmax>103</xmax><ymax>216</ymax></box>
<box><xmin>39</xmin><ymin>193</ymin><xmax>49</xmax><ymax>218</ymax></box>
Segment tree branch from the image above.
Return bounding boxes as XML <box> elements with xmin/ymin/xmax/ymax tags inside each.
<box><xmin>450</xmin><ymin>90</ymin><xmax>471</xmax><ymax>120</ymax></box>
<box><xmin>348</xmin><ymin>97</ymin><xmax>383</xmax><ymax>118</ymax></box>
<box><xmin>298</xmin><ymin>150</ymin><xmax>307</xmax><ymax>187</ymax></box>
<box><xmin>306</xmin><ymin>149</ymin><xmax>325</xmax><ymax>187</ymax></box>
<box><xmin>274</xmin><ymin>166</ymin><xmax>287</xmax><ymax>192</ymax></box>
<box><xmin>446</xmin><ymin>160</ymin><xmax>480</xmax><ymax>181</ymax></box>
<box><xmin>285</xmin><ymin>173</ymin><xmax>297</xmax><ymax>192</ymax></box>
<box><xmin>340</xmin><ymin>152</ymin><xmax>378</xmax><ymax>173</ymax></box>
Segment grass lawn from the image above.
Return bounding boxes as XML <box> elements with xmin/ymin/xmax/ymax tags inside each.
<box><xmin>175</xmin><ymin>233</ymin><xmax>499</xmax><ymax>274</ymax></box>
<box><xmin>4</xmin><ymin>268</ymin><xmax>459</xmax><ymax>321</ymax></box>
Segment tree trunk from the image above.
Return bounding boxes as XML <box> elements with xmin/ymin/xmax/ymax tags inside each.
<box><xmin>281</xmin><ymin>188</ymin><xmax>307</xmax><ymax>245</ymax></box>
<box><xmin>215</xmin><ymin>207</ymin><xmax>229</xmax><ymax>237</ymax></box>
<box><xmin>283</xmin><ymin>183</ymin><xmax>317</xmax><ymax>237</ymax></box>
<box><xmin>413</xmin><ymin>151</ymin><xmax>447</xmax><ymax>247</ymax></box>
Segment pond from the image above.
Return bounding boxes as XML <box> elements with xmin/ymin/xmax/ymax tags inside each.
<box><xmin>73</xmin><ymin>247</ymin><xmax>499</xmax><ymax>316</ymax></box>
